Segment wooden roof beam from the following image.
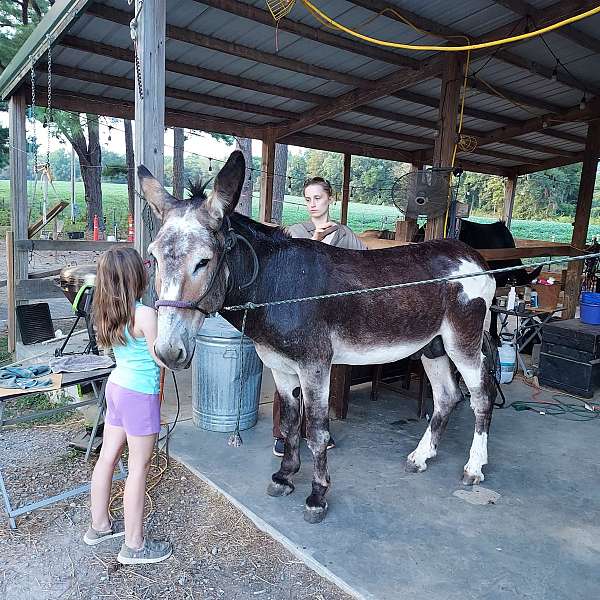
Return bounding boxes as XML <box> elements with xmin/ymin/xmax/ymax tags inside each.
<box><xmin>85</xmin><ymin>3</ymin><xmax>591</xmax><ymax>144</ymax></box>
<box><xmin>349</xmin><ymin>0</ymin><xmax>600</xmax><ymax>95</ymax></box>
<box><xmin>494</xmin><ymin>0</ymin><xmax>600</xmax><ymax>54</ymax></box>
<box><xmin>476</xmin><ymin>96</ymin><xmax>600</xmax><ymax>147</ymax></box>
<box><xmin>85</xmin><ymin>3</ymin><xmax>364</xmax><ymax>87</ymax></box>
<box><xmin>31</xmin><ymin>86</ymin><xmax>419</xmax><ymax>164</ymax></box>
<box><xmin>46</xmin><ymin>63</ymin><xmax>434</xmax><ymax>150</ymax></box>
<box><xmin>515</xmin><ymin>153</ymin><xmax>586</xmax><ymax>175</ymax></box>
<box><xmin>192</xmin><ymin>0</ymin><xmax>421</xmax><ymax>71</ymax></box>
<box><xmin>57</xmin><ymin>37</ymin><xmax>578</xmax><ymax>156</ymax></box>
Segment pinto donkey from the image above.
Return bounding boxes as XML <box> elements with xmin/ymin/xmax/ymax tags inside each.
<box><xmin>139</xmin><ymin>151</ymin><xmax>497</xmax><ymax>524</ymax></box>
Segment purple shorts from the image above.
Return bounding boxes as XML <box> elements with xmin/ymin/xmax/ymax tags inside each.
<box><xmin>105</xmin><ymin>381</ymin><xmax>161</xmax><ymax>436</ymax></box>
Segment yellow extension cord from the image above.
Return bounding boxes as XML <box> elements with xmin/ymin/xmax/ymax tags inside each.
<box><xmin>301</xmin><ymin>0</ymin><xmax>600</xmax><ymax>52</ymax></box>
<box><xmin>293</xmin><ymin>2</ymin><xmax>600</xmax><ymax>234</ymax></box>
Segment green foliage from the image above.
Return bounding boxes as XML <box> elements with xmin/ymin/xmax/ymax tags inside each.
<box><xmin>0</xmin><ymin>1</ymin><xmax>50</xmax><ymax>69</ymax></box>
<box><xmin>0</xmin><ymin>125</ymin><xmax>8</xmax><ymax>168</ymax></box>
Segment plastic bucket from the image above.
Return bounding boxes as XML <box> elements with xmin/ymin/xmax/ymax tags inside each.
<box><xmin>580</xmin><ymin>292</ymin><xmax>600</xmax><ymax>325</ymax></box>
<box><xmin>498</xmin><ymin>336</ymin><xmax>516</xmax><ymax>384</ymax></box>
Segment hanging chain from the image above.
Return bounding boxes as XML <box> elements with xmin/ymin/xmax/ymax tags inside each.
<box><xmin>130</xmin><ymin>1</ymin><xmax>145</xmax><ymax>99</ymax></box>
<box><xmin>228</xmin><ymin>308</ymin><xmax>249</xmax><ymax>447</ymax></box>
<box><xmin>30</xmin><ymin>58</ymin><xmax>38</xmax><ymax>172</ymax></box>
<box><xmin>45</xmin><ymin>34</ymin><xmax>53</xmax><ymax>168</ymax></box>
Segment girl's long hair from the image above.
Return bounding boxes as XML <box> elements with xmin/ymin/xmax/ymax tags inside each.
<box><xmin>93</xmin><ymin>247</ymin><xmax>148</xmax><ymax>348</ymax></box>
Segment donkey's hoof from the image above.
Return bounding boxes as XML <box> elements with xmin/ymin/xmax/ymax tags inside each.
<box><xmin>267</xmin><ymin>481</ymin><xmax>294</xmax><ymax>497</ymax></box>
<box><xmin>462</xmin><ymin>470</ymin><xmax>484</xmax><ymax>486</ymax></box>
<box><xmin>405</xmin><ymin>458</ymin><xmax>426</xmax><ymax>473</ymax></box>
<box><xmin>303</xmin><ymin>502</ymin><xmax>328</xmax><ymax>524</ymax></box>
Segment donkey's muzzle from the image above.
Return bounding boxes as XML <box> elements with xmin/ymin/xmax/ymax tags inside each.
<box><xmin>155</xmin><ymin>339</ymin><xmax>193</xmax><ymax>371</ymax></box>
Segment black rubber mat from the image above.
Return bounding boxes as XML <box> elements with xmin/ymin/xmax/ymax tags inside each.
<box><xmin>16</xmin><ymin>303</ymin><xmax>55</xmax><ymax>345</ymax></box>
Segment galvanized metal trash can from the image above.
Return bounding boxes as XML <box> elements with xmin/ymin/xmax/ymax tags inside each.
<box><xmin>192</xmin><ymin>315</ymin><xmax>262</xmax><ymax>432</ymax></box>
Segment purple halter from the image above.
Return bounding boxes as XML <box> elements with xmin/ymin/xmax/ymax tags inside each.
<box><xmin>154</xmin><ymin>217</ymin><xmax>258</xmax><ymax>316</ymax></box>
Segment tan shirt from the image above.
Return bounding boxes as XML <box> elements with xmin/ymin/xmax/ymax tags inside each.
<box><xmin>286</xmin><ymin>221</ymin><xmax>367</xmax><ymax>250</ymax></box>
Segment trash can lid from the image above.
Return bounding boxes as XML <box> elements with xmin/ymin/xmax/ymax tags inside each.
<box><xmin>197</xmin><ymin>314</ymin><xmax>242</xmax><ymax>339</ymax></box>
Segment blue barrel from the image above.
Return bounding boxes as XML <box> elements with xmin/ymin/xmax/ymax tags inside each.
<box><xmin>191</xmin><ymin>315</ymin><xmax>262</xmax><ymax>432</ymax></box>
<box><xmin>580</xmin><ymin>292</ymin><xmax>600</xmax><ymax>325</ymax></box>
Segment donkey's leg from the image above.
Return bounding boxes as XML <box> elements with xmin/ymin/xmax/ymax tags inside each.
<box><xmin>267</xmin><ymin>369</ymin><xmax>302</xmax><ymax>498</ymax></box>
<box><xmin>299</xmin><ymin>366</ymin><xmax>331</xmax><ymax>524</ymax></box>
<box><xmin>406</xmin><ymin>354</ymin><xmax>462</xmax><ymax>473</ymax></box>
<box><xmin>444</xmin><ymin>325</ymin><xmax>495</xmax><ymax>485</ymax></box>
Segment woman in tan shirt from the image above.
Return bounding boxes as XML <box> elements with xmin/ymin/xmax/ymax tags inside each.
<box><xmin>272</xmin><ymin>177</ymin><xmax>366</xmax><ymax>456</ymax></box>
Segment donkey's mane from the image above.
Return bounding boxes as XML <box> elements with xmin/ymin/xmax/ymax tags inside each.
<box><xmin>229</xmin><ymin>212</ymin><xmax>291</xmax><ymax>243</ymax></box>
<box><xmin>186</xmin><ymin>178</ymin><xmax>212</xmax><ymax>205</ymax></box>
<box><xmin>184</xmin><ymin>178</ymin><xmax>290</xmax><ymax>243</ymax></box>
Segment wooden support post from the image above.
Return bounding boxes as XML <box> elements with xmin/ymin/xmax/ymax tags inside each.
<box><xmin>8</xmin><ymin>92</ymin><xmax>29</xmax><ymax>352</ymax></box>
<box><xmin>341</xmin><ymin>153</ymin><xmax>351</xmax><ymax>225</ymax></box>
<box><xmin>563</xmin><ymin>120</ymin><xmax>600</xmax><ymax>320</ymax></box>
<box><xmin>6</xmin><ymin>232</ymin><xmax>16</xmax><ymax>351</ymax></box>
<box><xmin>427</xmin><ymin>54</ymin><xmax>464</xmax><ymax>241</ymax></box>
<box><xmin>134</xmin><ymin>0</ymin><xmax>166</xmax><ymax>259</ymax></box>
<box><xmin>259</xmin><ymin>134</ymin><xmax>275</xmax><ymax>223</ymax></box>
<box><xmin>502</xmin><ymin>172</ymin><xmax>518</xmax><ymax>228</ymax></box>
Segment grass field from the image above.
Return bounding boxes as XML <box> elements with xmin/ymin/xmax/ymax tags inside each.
<box><xmin>1</xmin><ymin>179</ymin><xmax>599</xmax><ymax>243</ymax></box>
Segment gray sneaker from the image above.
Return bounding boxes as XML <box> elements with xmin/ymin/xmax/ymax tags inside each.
<box><xmin>83</xmin><ymin>520</ymin><xmax>125</xmax><ymax>546</ymax></box>
<box><xmin>117</xmin><ymin>538</ymin><xmax>172</xmax><ymax>565</ymax></box>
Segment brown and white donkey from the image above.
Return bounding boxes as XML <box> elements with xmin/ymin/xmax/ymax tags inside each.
<box><xmin>139</xmin><ymin>151</ymin><xmax>497</xmax><ymax>524</ymax></box>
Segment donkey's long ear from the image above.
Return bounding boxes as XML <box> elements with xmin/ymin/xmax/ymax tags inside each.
<box><xmin>206</xmin><ymin>150</ymin><xmax>245</xmax><ymax>223</ymax></box>
<box><xmin>137</xmin><ymin>165</ymin><xmax>177</xmax><ymax>219</ymax></box>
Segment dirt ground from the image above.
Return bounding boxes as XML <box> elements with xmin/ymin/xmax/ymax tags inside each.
<box><xmin>0</xmin><ymin>411</ymin><xmax>351</xmax><ymax>600</ymax></box>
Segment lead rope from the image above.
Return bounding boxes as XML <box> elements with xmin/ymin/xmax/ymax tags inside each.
<box><xmin>228</xmin><ymin>307</ymin><xmax>249</xmax><ymax>447</ymax></box>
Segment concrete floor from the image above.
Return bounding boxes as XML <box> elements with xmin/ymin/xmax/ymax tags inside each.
<box><xmin>164</xmin><ymin>369</ymin><xmax>600</xmax><ymax>600</ymax></box>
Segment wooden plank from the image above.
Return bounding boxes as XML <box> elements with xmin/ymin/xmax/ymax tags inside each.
<box><xmin>479</xmin><ymin>246</ymin><xmax>583</xmax><ymax>260</ymax></box>
<box><xmin>28</xmin><ymin>201</ymin><xmax>69</xmax><ymax>238</ymax></box>
<box><xmin>564</xmin><ymin>120</ymin><xmax>600</xmax><ymax>319</ymax></box>
<box><xmin>15</xmin><ymin>278</ymin><xmax>65</xmax><ymax>302</ymax></box>
<box><xmin>502</xmin><ymin>174</ymin><xmax>517</xmax><ymax>228</ymax></box>
<box><xmin>6</xmin><ymin>232</ymin><xmax>16</xmax><ymax>352</ymax></box>
<box><xmin>15</xmin><ymin>239</ymin><xmax>132</xmax><ymax>252</ymax></box>
<box><xmin>259</xmin><ymin>135</ymin><xmax>275</xmax><ymax>223</ymax></box>
<box><xmin>341</xmin><ymin>154</ymin><xmax>351</xmax><ymax>226</ymax></box>
<box><xmin>134</xmin><ymin>0</ymin><xmax>166</xmax><ymax>262</ymax></box>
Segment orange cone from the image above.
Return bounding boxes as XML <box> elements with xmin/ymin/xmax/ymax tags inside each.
<box><xmin>93</xmin><ymin>214</ymin><xmax>99</xmax><ymax>241</ymax></box>
<box><xmin>127</xmin><ymin>213</ymin><xmax>134</xmax><ymax>242</ymax></box>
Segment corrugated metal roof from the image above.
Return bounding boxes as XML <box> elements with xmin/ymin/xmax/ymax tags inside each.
<box><xmin>1</xmin><ymin>0</ymin><xmax>598</xmax><ymax>175</ymax></box>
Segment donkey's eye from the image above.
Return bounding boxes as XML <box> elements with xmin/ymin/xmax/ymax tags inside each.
<box><xmin>193</xmin><ymin>259</ymin><xmax>210</xmax><ymax>273</ymax></box>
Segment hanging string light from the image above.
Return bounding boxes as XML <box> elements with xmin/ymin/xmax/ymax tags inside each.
<box><xmin>208</xmin><ymin>157</ymin><xmax>213</xmax><ymax>172</ymax></box>
<box><xmin>107</xmin><ymin>126</ymin><xmax>112</xmax><ymax>142</ymax></box>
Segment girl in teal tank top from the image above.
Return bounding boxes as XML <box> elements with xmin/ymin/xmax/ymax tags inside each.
<box><xmin>87</xmin><ymin>247</ymin><xmax>171</xmax><ymax>565</ymax></box>
<box><xmin>110</xmin><ymin>302</ymin><xmax>160</xmax><ymax>395</ymax></box>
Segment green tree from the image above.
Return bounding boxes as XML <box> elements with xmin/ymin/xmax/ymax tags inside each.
<box><xmin>0</xmin><ymin>125</ymin><xmax>8</xmax><ymax>168</ymax></box>
<box><xmin>0</xmin><ymin>1</ymin><xmax>49</xmax><ymax>70</ymax></box>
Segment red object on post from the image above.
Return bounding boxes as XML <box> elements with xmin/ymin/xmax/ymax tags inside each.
<box><xmin>127</xmin><ymin>213</ymin><xmax>134</xmax><ymax>242</ymax></box>
<box><xmin>93</xmin><ymin>214</ymin><xmax>99</xmax><ymax>241</ymax></box>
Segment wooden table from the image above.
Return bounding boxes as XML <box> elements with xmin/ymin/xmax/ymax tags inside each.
<box><xmin>0</xmin><ymin>368</ymin><xmax>126</xmax><ymax>528</ymax></box>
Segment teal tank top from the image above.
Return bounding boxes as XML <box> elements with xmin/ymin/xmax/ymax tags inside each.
<box><xmin>109</xmin><ymin>303</ymin><xmax>160</xmax><ymax>395</ymax></box>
